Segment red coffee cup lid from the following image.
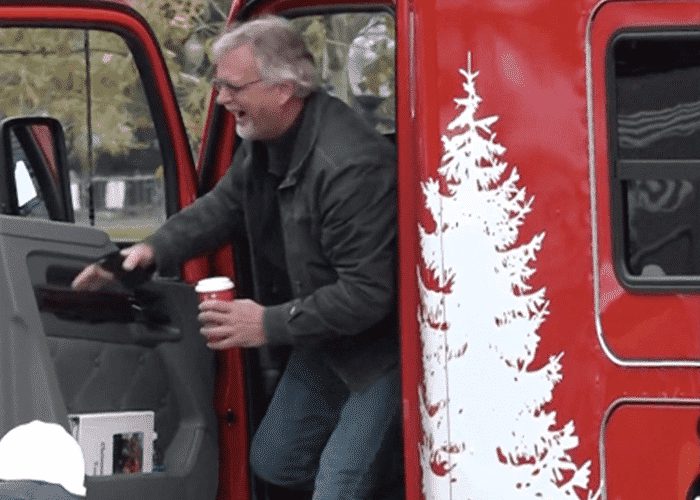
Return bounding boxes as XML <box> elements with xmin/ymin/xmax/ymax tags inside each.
<box><xmin>195</xmin><ymin>276</ymin><xmax>234</xmax><ymax>293</ymax></box>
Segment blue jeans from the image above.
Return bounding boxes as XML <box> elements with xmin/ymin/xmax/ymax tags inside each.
<box><xmin>249</xmin><ymin>348</ymin><xmax>403</xmax><ymax>500</ymax></box>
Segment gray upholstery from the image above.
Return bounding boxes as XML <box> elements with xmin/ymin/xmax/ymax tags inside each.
<box><xmin>0</xmin><ymin>480</ymin><xmax>82</xmax><ymax>499</ymax></box>
<box><xmin>47</xmin><ymin>338</ymin><xmax>178</xmax><ymax>464</ymax></box>
<box><xmin>0</xmin><ymin>216</ymin><xmax>220</xmax><ymax>500</ymax></box>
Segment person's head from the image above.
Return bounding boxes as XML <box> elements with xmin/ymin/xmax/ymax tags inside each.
<box><xmin>212</xmin><ymin>16</ymin><xmax>318</xmax><ymax>140</ymax></box>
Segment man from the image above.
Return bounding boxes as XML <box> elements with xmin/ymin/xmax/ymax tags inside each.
<box><xmin>73</xmin><ymin>15</ymin><xmax>400</xmax><ymax>500</ymax></box>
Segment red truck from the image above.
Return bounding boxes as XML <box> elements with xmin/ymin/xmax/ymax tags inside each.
<box><xmin>1</xmin><ymin>0</ymin><xmax>699</xmax><ymax>499</ymax></box>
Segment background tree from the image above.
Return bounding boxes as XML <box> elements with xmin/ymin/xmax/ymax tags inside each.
<box><xmin>0</xmin><ymin>0</ymin><xmax>227</xmax><ymax>161</ymax></box>
<box><xmin>132</xmin><ymin>0</ymin><xmax>229</xmax><ymax>154</ymax></box>
<box><xmin>0</xmin><ymin>3</ymin><xmax>393</xmax><ymax>159</ymax></box>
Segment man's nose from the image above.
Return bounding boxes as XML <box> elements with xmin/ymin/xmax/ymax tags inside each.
<box><xmin>215</xmin><ymin>90</ymin><xmax>230</xmax><ymax>105</ymax></box>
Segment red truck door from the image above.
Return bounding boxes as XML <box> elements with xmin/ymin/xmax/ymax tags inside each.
<box><xmin>591</xmin><ymin>2</ymin><xmax>700</xmax><ymax>498</ymax></box>
<box><xmin>0</xmin><ymin>2</ymin><xmax>241</xmax><ymax>499</ymax></box>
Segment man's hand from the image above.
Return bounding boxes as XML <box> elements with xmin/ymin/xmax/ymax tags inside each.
<box><xmin>121</xmin><ymin>243</ymin><xmax>156</xmax><ymax>272</ymax></box>
<box><xmin>71</xmin><ymin>243</ymin><xmax>155</xmax><ymax>291</ymax></box>
<box><xmin>198</xmin><ymin>299</ymin><xmax>266</xmax><ymax>350</ymax></box>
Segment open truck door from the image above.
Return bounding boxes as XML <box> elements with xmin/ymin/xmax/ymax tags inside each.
<box><xmin>0</xmin><ymin>2</ymin><xmax>240</xmax><ymax>498</ymax></box>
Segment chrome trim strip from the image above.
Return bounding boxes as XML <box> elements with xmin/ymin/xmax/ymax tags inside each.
<box><xmin>585</xmin><ymin>0</ymin><xmax>700</xmax><ymax>370</ymax></box>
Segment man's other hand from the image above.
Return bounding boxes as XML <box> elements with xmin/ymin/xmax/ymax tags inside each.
<box><xmin>198</xmin><ymin>299</ymin><xmax>266</xmax><ymax>349</ymax></box>
<box><xmin>71</xmin><ymin>243</ymin><xmax>155</xmax><ymax>291</ymax></box>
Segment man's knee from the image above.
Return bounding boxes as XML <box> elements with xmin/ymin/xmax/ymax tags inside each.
<box><xmin>249</xmin><ymin>430</ymin><xmax>278</xmax><ymax>482</ymax></box>
<box><xmin>249</xmin><ymin>429</ymin><xmax>316</xmax><ymax>488</ymax></box>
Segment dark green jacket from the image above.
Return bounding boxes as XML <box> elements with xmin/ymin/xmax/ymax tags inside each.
<box><xmin>147</xmin><ymin>91</ymin><xmax>398</xmax><ymax>390</ymax></box>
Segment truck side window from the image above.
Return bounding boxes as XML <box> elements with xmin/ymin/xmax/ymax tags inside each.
<box><xmin>289</xmin><ymin>12</ymin><xmax>395</xmax><ymax>135</ymax></box>
<box><xmin>609</xmin><ymin>33</ymin><xmax>700</xmax><ymax>279</ymax></box>
<box><xmin>0</xmin><ymin>28</ymin><xmax>166</xmax><ymax>241</ymax></box>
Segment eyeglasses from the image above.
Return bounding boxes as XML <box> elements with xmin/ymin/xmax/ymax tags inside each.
<box><xmin>212</xmin><ymin>78</ymin><xmax>262</xmax><ymax>94</ymax></box>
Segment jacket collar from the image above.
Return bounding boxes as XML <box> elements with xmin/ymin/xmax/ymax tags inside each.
<box><xmin>278</xmin><ymin>91</ymin><xmax>325</xmax><ymax>189</ymax></box>
<box><xmin>238</xmin><ymin>91</ymin><xmax>326</xmax><ymax>188</ymax></box>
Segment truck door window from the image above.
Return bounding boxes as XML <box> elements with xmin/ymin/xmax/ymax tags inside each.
<box><xmin>609</xmin><ymin>33</ymin><xmax>700</xmax><ymax>282</ymax></box>
<box><xmin>0</xmin><ymin>28</ymin><xmax>166</xmax><ymax>241</ymax></box>
<box><xmin>289</xmin><ymin>12</ymin><xmax>395</xmax><ymax>134</ymax></box>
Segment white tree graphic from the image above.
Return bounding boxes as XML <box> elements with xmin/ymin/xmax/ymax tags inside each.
<box><xmin>418</xmin><ymin>54</ymin><xmax>599</xmax><ymax>499</ymax></box>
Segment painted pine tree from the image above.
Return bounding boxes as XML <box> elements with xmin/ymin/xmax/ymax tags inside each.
<box><xmin>418</xmin><ymin>54</ymin><xmax>598</xmax><ymax>499</ymax></box>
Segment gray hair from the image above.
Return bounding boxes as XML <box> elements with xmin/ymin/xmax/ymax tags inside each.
<box><xmin>212</xmin><ymin>15</ymin><xmax>318</xmax><ymax>98</ymax></box>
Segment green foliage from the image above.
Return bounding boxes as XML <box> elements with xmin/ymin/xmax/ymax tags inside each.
<box><xmin>292</xmin><ymin>13</ymin><xmax>395</xmax><ymax>132</ymax></box>
<box><xmin>132</xmin><ymin>0</ymin><xmax>227</xmax><ymax>153</ymax></box>
<box><xmin>0</xmin><ymin>29</ymin><xmax>140</xmax><ymax>158</ymax></box>
<box><xmin>0</xmin><ymin>1</ymin><xmax>226</xmax><ymax>164</ymax></box>
<box><xmin>0</xmin><ymin>4</ymin><xmax>395</xmax><ymax>166</ymax></box>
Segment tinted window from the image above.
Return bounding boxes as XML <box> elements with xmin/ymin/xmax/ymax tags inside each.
<box><xmin>610</xmin><ymin>34</ymin><xmax>700</xmax><ymax>279</ymax></box>
<box><xmin>615</xmin><ymin>37</ymin><xmax>700</xmax><ymax>159</ymax></box>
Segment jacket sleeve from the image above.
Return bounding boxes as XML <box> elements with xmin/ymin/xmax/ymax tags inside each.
<box><xmin>263</xmin><ymin>151</ymin><xmax>397</xmax><ymax>344</ymax></box>
<box><xmin>145</xmin><ymin>152</ymin><xmax>247</xmax><ymax>272</ymax></box>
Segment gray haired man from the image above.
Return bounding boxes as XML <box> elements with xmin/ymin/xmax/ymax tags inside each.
<box><xmin>73</xmin><ymin>15</ymin><xmax>401</xmax><ymax>500</ymax></box>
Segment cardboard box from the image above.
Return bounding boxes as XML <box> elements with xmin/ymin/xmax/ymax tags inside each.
<box><xmin>68</xmin><ymin>411</ymin><xmax>155</xmax><ymax>476</ymax></box>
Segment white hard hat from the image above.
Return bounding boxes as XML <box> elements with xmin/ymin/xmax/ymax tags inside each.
<box><xmin>0</xmin><ymin>420</ymin><xmax>86</xmax><ymax>497</ymax></box>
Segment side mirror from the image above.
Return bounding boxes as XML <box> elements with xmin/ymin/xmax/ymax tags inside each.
<box><xmin>0</xmin><ymin>116</ymin><xmax>74</xmax><ymax>222</ymax></box>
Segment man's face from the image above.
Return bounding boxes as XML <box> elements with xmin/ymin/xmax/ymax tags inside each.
<box><xmin>214</xmin><ymin>44</ymin><xmax>291</xmax><ymax>141</ymax></box>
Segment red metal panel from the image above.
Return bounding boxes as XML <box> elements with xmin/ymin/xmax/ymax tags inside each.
<box><xmin>591</xmin><ymin>0</ymin><xmax>700</xmax><ymax>362</ymax></box>
<box><xmin>605</xmin><ymin>403</ymin><xmax>700</xmax><ymax>499</ymax></box>
<box><xmin>195</xmin><ymin>1</ymin><xmax>252</xmax><ymax>498</ymax></box>
<box><xmin>214</xmin><ymin>348</ymin><xmax>250</xmax><ymax>500</ymax></box>
<box><xmin>409</xmin><ymin>0</ymin><xmax>602</xmax><ymax>496</ymax></box>
<box><xmin>394</xmin><ymin>0</ymin><xmax>422</xmax><ymax>498</ymax></box>
<box><xmin>588</xmin><ymin>4</ymin><xmax>700</xmax><ymax>497</ymax></box>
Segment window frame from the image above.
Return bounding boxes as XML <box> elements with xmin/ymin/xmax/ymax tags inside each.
<box><xmin>0</xmin><ymin>16</ymin><xmax>193</xmax><ymax>231</ymax></box>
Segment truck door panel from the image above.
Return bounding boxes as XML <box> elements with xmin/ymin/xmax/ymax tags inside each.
<box><xmin>604</xmin><ymin>402</ymin><xmax>700</xmax><ymax>499</ymax></box>
<box><xmin>593</xmin><ymin>1</ymin><xmax>700</xmax><ymax>361</ymax></box>
<box><xmin>0</xmin><ymin>215</ymin><xmax>218</xmax><ymax>499</ymax></box>
<box><xmin>591</xmin><ymin>3</ymin><xmax>700</xmax><ymax>499</ymax></box>
<box><xmin>0</xmin><ymin>3</ymin><xmax>220</xmax><ymax>497</ymax></box>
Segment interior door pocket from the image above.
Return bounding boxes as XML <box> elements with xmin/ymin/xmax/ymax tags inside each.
<box><xmin>33</xmin><ymin>282</ymin><xmax>183</xmax><ymax>345</ymax></box>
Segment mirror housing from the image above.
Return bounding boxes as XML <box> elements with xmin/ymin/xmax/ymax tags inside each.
<box><xmin>0</xmin><ymin>116</ymin><xmax>74</xmax><ymax>222</ymax></box>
